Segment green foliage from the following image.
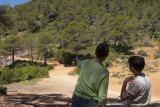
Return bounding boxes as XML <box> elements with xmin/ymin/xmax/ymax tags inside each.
<box><xmin>136</xmin><ymin>40</ymin><xmax>155</xmax><ymax>48</ymax></box>
<box><xmin>23</xmin><ymin>34</ymin><xmax>36</xmax><ymax>61</ymax></box>
<box><xmin>0</xmin><ymin>35</ymin><xmax>23</xmax><ymax>64</ymax></box>
<box><xmin>46</xmin><ymin>64</ymin><xmax>54</xmax><ymax>70</ymax></box>
<box><xmin>9</xmin><ymin>60</ymin><xmax>43</xmax><ymax>68</ymax></box>
<box><xmin>0</xmin><ymin>67</ymin><xmax>13</xmax><ymax>84</ymax></box>
<box><xmin>37</xmin><ymin>32</ymin><xmax>55</xmax><ymax>65</ymax></box>
<box><xmin>0</xmin><ymin>5</ymin><xmax>13</xmax><ymax>30</ymax></box>
<box><xmin>137</xmin><ymin>50</ymin><xmax>148</xmax><ymax>56</ymax></box>
<box><xmin>103</xmin><ymin>59</ymin><xmax>112</xmax><ymax>67</ymax></box>
<box><xmin>111</xmin><ymin>73</ymin><xmax>121</xmax><ymax>79</ymax></box>
<box><xmin>154</xmin><ymin>50</ymin><xmax>160</xmax><ymax>59</ymax></box>
<box><xmin>127</xmin><ymin>73</ymin><xmax>134</xmax><ymax>76</ymax></box>
<box><xmin>60</xmin><ymin>21</ymin><xmax>92</xmax><ymax>54</ymax></box>
<box><xmin>0</xmin><ymin>60</ymin><xmax>49</xmax><ymax>84</ymax></box>
<box><xmin>146</xmin><ymin>66</ymin><xmax>156</xmax><ymax>73</ymax></box>
<box><xmin>154</xmin><ymin>32</ymin><xmax>160</xmax><ymax>42</ymax></box>
<box><xmin>54</xmin><ymin>48</ymin><xmax>75</xmax><ymax>65</ymax></box>
<box><xmin>0</xmin><ymin>86</ymin><xmax>7</xmax><ymax>95</ymax></box>
<box><xmin>122</xmin><ymin>59</ymin><xmax>128</xmax><ymax>68</ymax></box>
<box><xmin>1</xmin><ymin>0</ymin><xmax>160</xmax><ymax>65</ymax></box>
<box><xmin>68</xmin><ymin>67</ymin><xmax>80</xmax><ymax>75</ymax></box>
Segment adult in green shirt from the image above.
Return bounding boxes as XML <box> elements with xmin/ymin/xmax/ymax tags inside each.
<box><xmin>72</xmin><ymin>43</ymin><xmax>109</xmax><ymax>107</ymax></box>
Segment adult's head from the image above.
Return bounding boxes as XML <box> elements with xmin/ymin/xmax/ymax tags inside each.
<box><xmin>95</xmin><ymin>43</ymin><xmax>109</xmax><ymax>60</ymax></box>
<box><xmin>128</xmin><ymin>56</ymin><xmax>145</xmax><ymax>72</ymax></box>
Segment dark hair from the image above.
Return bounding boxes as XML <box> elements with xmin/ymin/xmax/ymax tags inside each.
<box><xmin>95</xmin><ymin>43</ymin><xmax>109</xmax><ymax>58</ymax></box>
<box><xmin>128</xmin><ymin>56</ymin><xmax>145</xmax><ymax>72</ymax></box>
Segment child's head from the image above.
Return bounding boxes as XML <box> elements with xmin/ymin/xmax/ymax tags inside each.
<box><xmin>95</xmin><ymin>43</ymin><xmax>109</xmax><ymax>59</ymax></box>
<box><xmin>128</xmin><ymin>56</ymin><xmax>145</xmax><ymax>72</ymax></box>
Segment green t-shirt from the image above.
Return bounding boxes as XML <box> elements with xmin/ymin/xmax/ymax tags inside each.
<box><xmin>73</xmin><ymin>59</ymin><xmax>109</xmax><ymax>106</ymax></box>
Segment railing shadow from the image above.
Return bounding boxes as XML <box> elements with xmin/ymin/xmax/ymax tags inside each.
<box><xmin>2</xmin><ymin>93</ymin><xmax>71</xmax><ymax>107</ymax></box>
<box><xmin>1</xmin><ymin>94</ymin><xmax>160</xmax><ymax>107</ymax></box>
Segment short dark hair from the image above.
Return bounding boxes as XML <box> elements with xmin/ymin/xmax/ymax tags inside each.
<box><xmin>95</xmin><ymin>43</ymin><xmax>109</xmax><ymax>58</ymax></box>
<box><xmin>128</xmin><ymin>56</ymin><xmax>145</xmax><ymax>72</ymax></box>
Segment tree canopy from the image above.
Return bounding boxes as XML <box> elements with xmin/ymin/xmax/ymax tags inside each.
<box><xmin>0</xmin><ymin>0</ymin><xmax>160</xmax><ymax>65</ymax></box>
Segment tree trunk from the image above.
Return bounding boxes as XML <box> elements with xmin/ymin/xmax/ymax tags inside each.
<box><xmin>44</xmin><ymin>57</ymin><xmax>47</xmax><ymax>67</ymax></box>
<box><xmin>31</xmin><ymin>52</ymin><xmax>33</xmax><ymax>63</ymax></box>
<box><xmin>114</xmin><ymin>39</ymin><xmax>117</xmax><ymax>46</ymax></box>
<box><xmin>31</xmin><ymin>48</ymin><xmax>33</xmax><ymax>63</ymax></box>
<box><xmin>12</xmin><ymin>50</ymin><xmax>14</xmax><ymax>64</ymax></box>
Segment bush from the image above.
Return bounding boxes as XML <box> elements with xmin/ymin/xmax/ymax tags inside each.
<box><xmin>68</xmin><ymin>68</ymin><xmax>80</xmax><ymax>75</ymax></box>
<box><xmin>103</xmin><ymin>59</ymin><xmax>112</xmax><ymax>67</ymax></box>
<box><xmin>9</xmin><ymin>60</ymin><xmax>44</xmax><ymax>68</ymax></box>
<box><xmin>154</xmin><ymin>50</ymin><xmax>160</xmax><ymax>59</ymax></box>
<box><xmin>111</xmin><ymin>73</ymin><xmax>120</xmax><ymax>79</ymax></box>
<box><xmin>54</xmin><ymin>49</ymin><xmax>75</xmax><ymax>65</ymax></box>
<box><xmin>54</xmin><ymin>49</ymin><xmax>66</xmax><ymax>63</ymax></box>
<box><xmin>0</xmin><ymin>86</ymin><xmax>7</xmax><ymax>95</ymax></box>
<box><xmin>0</xmin><ymin>66</ymin><xmax>49</xmax><ymax>84</ymax></box>
<box><xmin>137</xmin><ymin>50</ymin><xmax>148</xmax><ymax>56</ymax></box>
<box><xmin>144</xmin><ymin>41</ymin><xmax>155</xmax><ymax>47</ymax></box>
<box><xmin>46</xmin><ymin>64</ymin><xmax>54</xmax><ymax>70</ymax></box>
<box><xmin>121</xmin><ymin>59</ymin><xmax>128</xmax><ymax>68</ymax></box>
<box><xmin>1</xmin><ymin>68</ymin><xmax>13</xmax><ymax>83</ymax></box>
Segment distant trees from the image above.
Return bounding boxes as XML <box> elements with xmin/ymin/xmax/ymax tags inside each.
<box><xmin>0</xmin><ymin>0</ymin><xmax>160</xmax><ymax>65</ymax></box>
<box><xmin>37</xmin><ymin>32</ymin><xmax>54</xmax><ymax>66</ymax></box>
<box><xmin>0</xmin><ymin>4</ymin><xmax>14</xmax><ymax>36</ymax></box>
<box><xmin>60</xmin><ymin>21</ymin><xmax>92</xmax><ymax>54</ymax></box>
<box><xmin>24</xmin><ymin>34</ymin><xmax>36</xmax><ymax>62</ymax></box>
<box><xmin>2</xmin><ymin>35</ymin><xmax>22</xmax><ymax>64</ymax></box>
<box><xmin>0</xmin><ymin>5</ymin><xmax>12</xmax><ymax>27</ymax></box>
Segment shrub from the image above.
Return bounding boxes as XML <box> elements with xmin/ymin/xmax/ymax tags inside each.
<box><xmin>9</xmin><ymin>60</ymin><xmax>44</xmax><ymax>68</ymax></box>
<box><xmin>137</xmin><ymin>50</ymin><xmax>148</xmax><ymax>56</ymax></box>
<box><xmin>68</xmin><ymin>68</ymin><xmax>80</xmax><ymax>75</ymax></box>
<box><xmin>1</xmin><ymin>69</ymin><xmax>13</xmax><ymax>83</ymax></box>
<box><xmin>0</xmin><ymin>66</ymin><xmax>49</xmax><ymax>84</ymax></box>
<box><xmin>46</xmin><ymin>64</ymin><xmax>54</xmax><ymax>70</ymax></box>
<box><xmin>154</xmin><ymin>50</ymin><xmax>160</xmax><ymax>59</ymax></box>
<box><xmin>12</xmin><ymin>68</ymin><xmax>22</xmax><ymax>82</ymax></box>
<box><xmin>54</xmin><ymin>49</ymin><xmax>75</xmax><ymax>65</ymax></box>
<box><xmin>121</xmin><ymin>59</ymin><xmax>128</xmax><ymax>68</ymax></box>
<box><xmin>54</xmin><ymin>49</ymin><xmax>65</xmax><ymax>63</ymax></box>
<box><xmin>0</xmin><ymin>86</ymin><xmax>7</xmax><ymax>95</ymax></box>
<box><xmin>144</xmin><ymin>41</ymin><xmax>155</xmax><ymax>47</ymax></box>
<box><xmin>103</xmin><ymin>59</ymin><xmax>112</xmax><ymax>67</ymax></box>
<box><xmin>111</xmin><ymin>73</ymin><xmax>120</xmax><ymax>79</ymax></box>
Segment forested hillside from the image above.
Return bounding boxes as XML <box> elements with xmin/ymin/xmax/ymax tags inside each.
<box><xmin>0</xmin><ymin>0</ymin><xmax>160</xmax><ymax>65</ymax></box>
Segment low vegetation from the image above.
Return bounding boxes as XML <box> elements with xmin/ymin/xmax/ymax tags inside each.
<box><xmin>68</xmin><ymin>68</ymin><xmax>80</xmax><ymax>75</ymax></box>
<box><xmin>154</xmin><ymin>50</ymin><xmax>160</xmax><ymax>59</ymax></box>
<box><xmin>0</xmin><ymin>86</ymin><xmax>7</xmax><ymax>95</ymax></box>
<box><xmin>137</xmin><ymin>50</ymin><xmax>148</xmax><ymax>57</ymax></box>
<box><xmin>0</xmin><ymin>60</ymin><xmax>53</xmax><ymax>85</ymax></box>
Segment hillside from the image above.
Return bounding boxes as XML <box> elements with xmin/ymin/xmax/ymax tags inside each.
<box><xmin>0</xmin><ymin>0</ymin><xmax>160</xmax><ymax>66</ymax></box>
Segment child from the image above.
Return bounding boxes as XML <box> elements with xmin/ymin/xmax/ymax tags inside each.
<box><xmin>120</xmin><ymin>56</ymin><xmax>151</xmax><ymax>106</ymax></box>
